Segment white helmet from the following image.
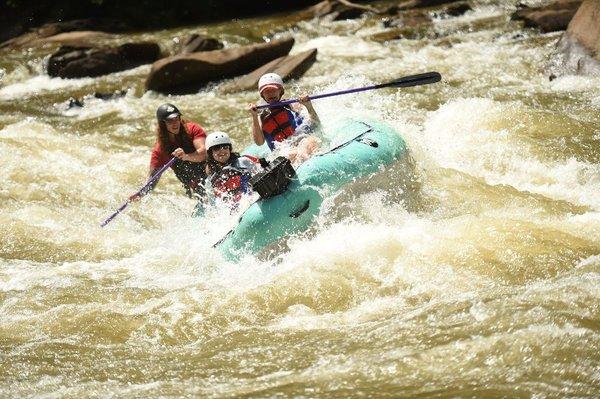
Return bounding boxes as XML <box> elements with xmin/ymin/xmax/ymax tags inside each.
<box><xmin>205</xmin><ymin>131</ymin><xmax>232</xmax><ymax>152</ymax></box>
<box><xmin>258</xmin><ymin>72</ymin><xmax>284</xmax><ymax>94</ymax></box>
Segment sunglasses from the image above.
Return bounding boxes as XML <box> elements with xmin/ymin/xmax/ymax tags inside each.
<box><xmin>212</xmin><ymin>144</ymin><xmax>230</xmax><ymax>151</ymax></box>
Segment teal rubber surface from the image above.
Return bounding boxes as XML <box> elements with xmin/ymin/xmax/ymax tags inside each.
<box><xmin>217</xmin><ymin>118</ymin><xmax>408</xmax><ymax>260</ymax></box>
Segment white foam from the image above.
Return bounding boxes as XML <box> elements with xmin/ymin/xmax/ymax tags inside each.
<box><xmin>548</xmin><ymin>75</ymin><xmax>600</xmax><ymax>93</ymax></box>
<box><xmin>297</xmin><ymin>35</ymin><xmax>392</xmax><ymax>58</ymax></box>
<box><xmin>61</xmin><ymin>91</ymin><xmax>139</xmax><ymax>120</ymax></box>
<box><xmin>0</xmin><ymin>75</ymin><xmax>95</xmax><ymax>100</ymax></box>
<box><xmin>421</xmin><ymin>98</ymin><xmax>600</xmax><ymax>209</ymax></box>
<box><xmin>0</xmin><ymin>65</ymin><xmax>149</xmax><ymax>100</ymax></box>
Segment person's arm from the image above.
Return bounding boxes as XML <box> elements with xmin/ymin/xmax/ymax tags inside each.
<box><xmin>191</xmin><ymin>136</ymin><xmax>206</xmax><ymax>161</ymax></box>
<box><xmin>248</xmin><ymin>103</ymin><xmax>265</xmax><ymax>145</ymax></box>
<box><xmin>298</xmin><ymin>94</ymin><xmax>321</xmax><ymax>127</ymax></box>
<box><xmin>172</xmin><ymin>137</ymin><xmax>206</xmax><ymax>162</ymax></box>
<box><xmin>172</xmin><ymin>123</ymin><xmax>207</xmax><ymax>162</ymax></box>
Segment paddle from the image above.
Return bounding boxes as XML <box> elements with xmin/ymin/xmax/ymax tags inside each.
<box><xmin>255</xmin><ymin>71</ymin><xmax>441</xmax><ymax>109</ymax></box>
<box><xmin>100</xmin><ymin>157</ymin><xmax>176</xmax><ymax>227</ymax></box>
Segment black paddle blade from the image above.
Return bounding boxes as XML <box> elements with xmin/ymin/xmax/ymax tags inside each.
<box><xmin>385</xmin><ymin>71</ymin><xmax>442</xmax><ymax>88</ymax></box>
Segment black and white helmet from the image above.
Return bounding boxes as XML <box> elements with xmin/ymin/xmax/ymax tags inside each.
<box><xmin>156</xmin><ymin>103</ymin><xmax>181</xmax><ymax>121</ymax></box>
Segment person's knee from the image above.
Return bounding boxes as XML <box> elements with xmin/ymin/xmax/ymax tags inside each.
<box><xmin>304</xmin><ymin>136</ymin><xmax>320</xmax><ymax>153</ymax></box>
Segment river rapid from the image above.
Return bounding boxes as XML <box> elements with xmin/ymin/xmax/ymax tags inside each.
<box><xmin>1</xmin><ymin>1</ymin><xmax>599</xmax><ymax>397</ymax></box>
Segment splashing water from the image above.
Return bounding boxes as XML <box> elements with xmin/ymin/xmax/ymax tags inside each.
<box><xmin>1</xmin><ymin>1</ymin><xmax>599</xmax><ymax>397</ymax></box>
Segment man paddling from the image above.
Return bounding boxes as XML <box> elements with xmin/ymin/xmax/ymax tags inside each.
<box><xmin>131</xmin><ymin>103</ymin><xmax>207</xmax><ymax>201</ymax></box>
<box><xmin>247</xmin><ymin>73</ymin><xmax>321</xmax><ymax>164</ymax></box>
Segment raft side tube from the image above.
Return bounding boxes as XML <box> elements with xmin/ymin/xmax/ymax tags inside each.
<box><xmin>217</xmin><ymin>118</ymin><xmax>409</xmax><ymax>260</ymax></box>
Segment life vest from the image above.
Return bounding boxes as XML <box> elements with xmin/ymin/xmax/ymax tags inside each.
<box><xmin>209</xmin><ymin>156</ymin><xmax>260</xmax><ymax>205</ymax></box>
<box><xmin>260</xmin><ymin>106</ymin><xmax>303</xmax><ymax>150</ymax></box>
<box><xmin>172</xmin><ymin>160</ymin><xmax>206</xmax><ymax>197</ymax></box>
<box><xmin>165</xmin><ymin>124</ymin><xmax>206</xmax><ymax>197</ymax></box>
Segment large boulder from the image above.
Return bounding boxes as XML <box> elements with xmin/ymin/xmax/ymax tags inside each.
<box><xmin>511</xmin><ymin>0</ymin><xmax>582</xmax><ymax>33</ymax></box>
<box><xmin>32</xmin><ymin>31</ymin><xmax>113</xmax><ymax>47</ymax></box>
<box><xmin>221</xmin><ymin>48</ymin><xmax>318</xmax><ymax>93</ymax></box>
<box><xmin>550</xmin><ymin>0</ymin><xmax>600</xmax><ymax>76</ymax></box>
<box><xmin>145</xmin><ymin>38</ymin><xmax>295</xmax><ymax>94</ymax></box>
<box><xmin>1</xmin><ymin>19</ymin><xmax>127</xmax><ymax>49</ymax></box>
<box><xmin>48</xmin><ymin>42</ymin><xmax>161</xmax><ymax>78</ymax></box>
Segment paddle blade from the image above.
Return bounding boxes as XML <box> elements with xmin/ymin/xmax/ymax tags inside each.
<box><xmin>386</xmin><ymin>71</ymin><xmax>441</xmax><ymax>88</ymax></box>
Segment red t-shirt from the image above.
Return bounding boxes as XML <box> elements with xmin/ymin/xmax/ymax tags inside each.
<box><xmin>150</xmin><ymin>122</ymin><xmax>207</xmax><ymax>169</ymax></box>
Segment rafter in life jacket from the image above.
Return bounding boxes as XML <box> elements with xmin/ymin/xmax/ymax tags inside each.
<box><xmin>172</xmin><ymin>160</ymin><xmax>206</xmax><ymax>197</ymax></box>
<box><xmin>260</xmin><ymin>106</ymin><xmax>303</xmax><ymax>149</ymax></box>
<box><xmin>209</xmin><ymin>156</ymin><xmax>260</xmax><ymax>204</ymax></box>
<box><xmin>152</xmin><ymin>121</ymin><xmax>208</xmax><ymax>198</ymax></box>
<box><xmin>167</xmin><ymin>134</ymin><xmax>206</xmax><ymax>197</ymax></box>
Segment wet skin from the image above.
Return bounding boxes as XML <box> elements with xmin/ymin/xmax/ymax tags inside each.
<box><xmin>212</xmin><ymin>146</ymin><xmax>231</xmax><ymax>165</ymax></box>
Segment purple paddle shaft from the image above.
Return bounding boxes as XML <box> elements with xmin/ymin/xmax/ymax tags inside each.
<box><xmin>100</xmin><ymin>157</ymin><xmax>177</xmax><ymax>227</ymax></box>
<box><xmin>256</xmin><ymin>71</ymin><xmax>441</xmax><ymax>109</ymax></box>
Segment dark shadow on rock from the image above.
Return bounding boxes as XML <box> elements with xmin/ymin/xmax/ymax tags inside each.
<box><xmin>0</xmin><ymin>1</ymin><xmax>325</xmax><ymax>45</ymax></box>
<box><xmin>67</xmin><ymin>97</ymin><xmax>84</xmax><ymax>109</ymax></box>
<box><xmin>438</xmin><ymin>2</ymin><xmax>472</xmax><ymax>17</ymax></box>
<box><xmin>396</xmin><ymin>0</ymin><xmax>464</xmax><ymax>11</ymax></box>
<box><xmin>66</xmin><ymin>89</ymin><xmax>128</xmax><ymax>109</ymax></box>
<box><xmin>306</xmin><ymin>0</ymin><xmax>380</xmax><ymax>22</ymax></box>
<box><xmin>181</xmin><ymin>34</ymin><xmax>224</xmax><ymax>54</ymax></box>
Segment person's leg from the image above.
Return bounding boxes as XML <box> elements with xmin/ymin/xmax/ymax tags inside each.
<box><xmin>287</xmin><ymin>148</ymin><xmax>298</xmax><ymax>164</ymax></box>
<box><xmin>295</xmin><ymin>136</ymin><xmax>321</xmax><ymax>163</ymax></box>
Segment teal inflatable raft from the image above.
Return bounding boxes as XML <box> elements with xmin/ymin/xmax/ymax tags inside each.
<box><xmin>215</xmin><ymin>118</ymin><xmax>409</xmax><ymax>260</ymax></box>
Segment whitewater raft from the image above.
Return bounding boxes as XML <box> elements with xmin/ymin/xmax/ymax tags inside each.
<box><xmin>215</xmin><ymin>118</ymin><xmax>408</xmax><ymax>260</ymax></box>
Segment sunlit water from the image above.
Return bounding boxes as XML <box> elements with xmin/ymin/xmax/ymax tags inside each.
<box><xmin>1</xmin><ymin>1</ymin><xmax>599</xmax><ymax>397</ymax></box>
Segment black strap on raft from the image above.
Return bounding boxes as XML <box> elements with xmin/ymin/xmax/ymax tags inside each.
<box><xmin>259</xmin><ymin>158</ymin><xmax>270</xmax><ymax>168</ymax></box>
<box><xmin>249</xmin><ymin>156</ymin><xmax>296</xmax><ymax>199</ymax></box>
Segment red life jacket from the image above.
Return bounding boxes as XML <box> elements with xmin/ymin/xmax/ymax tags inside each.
<box><xmin>210</xmin><ymin>156</ymin><xmax>260</xmax><ymax>204</ymax></box>
<box><xmin>260</xmin><ymin>106</ymin><xmax>298</xmax><ymax>146</ymax></box>
<box><xmin>212</xmin><ymin>172</ymin><xmax>243</xmax><ymax>201</ymax></box>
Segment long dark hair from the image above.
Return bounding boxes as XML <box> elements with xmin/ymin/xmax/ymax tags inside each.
<box><xmin>205</xmin><ymin>145</ymin><xmax>241</xmax><ymax>177</ymax></box>
<box><xmin>156</xmin><ymin>118</ymin><xmax>195</xmax><ymax>153</ymax></box>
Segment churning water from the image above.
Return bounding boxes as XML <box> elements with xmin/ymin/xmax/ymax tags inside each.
<box><xmin>1</xmin><ymin>1</ymin><xmax>599</xmax><ymax>397</ymax></box>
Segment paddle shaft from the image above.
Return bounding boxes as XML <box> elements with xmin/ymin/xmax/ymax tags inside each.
<box><xmin>256</xmin><ymin>71</ymin><xmax>441</xmax><ymax>109</ymax></box>
<box><xmin>101</xmin><ymin>72</ymin><xmax>441</xmax><ymax>226</ymax></box>
<box><xmin>100</xmin><ymin>157</ymin><xmax>177</xmax><ymax>227</ymax></box>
